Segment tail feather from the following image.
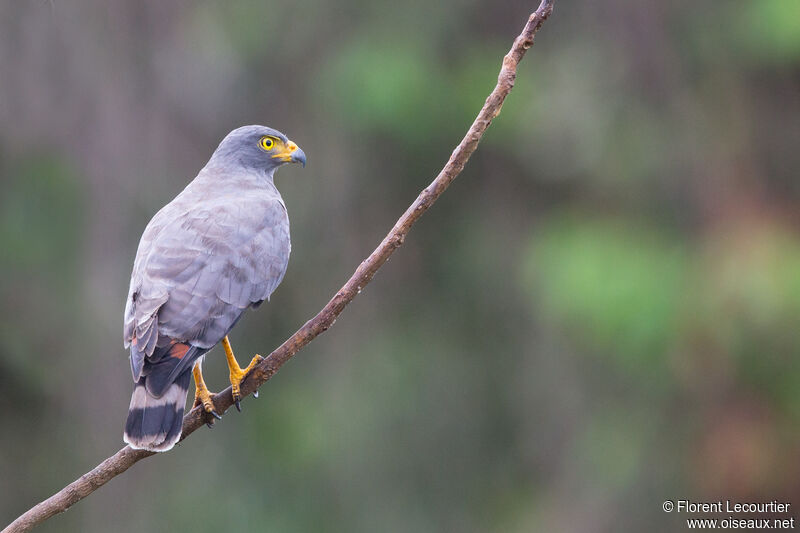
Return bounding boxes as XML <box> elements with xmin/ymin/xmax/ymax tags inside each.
<box><xmin>143</xmin><ymin>341</ymin><xmax>205</xmax><ymax>398</ymax></box>
<box><xmin>123</xmin><ymin>369</ymin><xmax>191</xmax><ymax>452</ymax></box>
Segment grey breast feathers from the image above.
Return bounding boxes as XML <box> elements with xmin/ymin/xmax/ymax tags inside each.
<box><xmin>123</xmin><ymin>186</ymin><xmax>290</xmax><ymax>359</ymax></box>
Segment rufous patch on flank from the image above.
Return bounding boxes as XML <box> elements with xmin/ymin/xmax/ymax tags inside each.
<box><xmin>167</xmin><ymin>342</ymin><xmax>190</xmax><ymax>360</ymax></box>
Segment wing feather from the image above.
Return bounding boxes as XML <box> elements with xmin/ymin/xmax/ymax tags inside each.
<box><xmin>124</xmin><ymin>185</ymin><xmax>290</xmax><ymax>377</ymax></box>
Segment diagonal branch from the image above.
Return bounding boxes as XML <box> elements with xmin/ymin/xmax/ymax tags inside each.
<box><xmin>2</xmin><ymin>2</ymin><xmax>554</xmax><ymax>531</ymax></box>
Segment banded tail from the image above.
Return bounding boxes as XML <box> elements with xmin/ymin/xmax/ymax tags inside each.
<box><xmin>124</xmin><ymin>341</ymin><xmax>205</xmax><ymax>452</ymax></box>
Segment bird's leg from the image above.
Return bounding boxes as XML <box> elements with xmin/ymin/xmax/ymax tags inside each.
<box><xmin>222</xmin><ymin>336</ymin><xmax>264</xmax><ymax>411</ymax></box>
<box><xmin>192</xmin><ymin>361</ymin><xmax>221</xmax><ymax>427</ymax></box>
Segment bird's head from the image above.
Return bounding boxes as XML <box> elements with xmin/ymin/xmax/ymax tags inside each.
<box><xmin>209</xmin><ymin>125</ymin><xmax>306</xmax><ymax>174</ymax></box>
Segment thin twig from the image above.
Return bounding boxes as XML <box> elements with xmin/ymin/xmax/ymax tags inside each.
<box><xmin>3</xmin><ymin>2</ymin><xmax>554</xmax><ymax>531</ymax></box>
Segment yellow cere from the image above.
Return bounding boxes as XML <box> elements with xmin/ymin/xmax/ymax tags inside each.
<box><xmin>270</xmin><ymin>139</ymin><xmax>299</xmax><ymax>161</ymax></box>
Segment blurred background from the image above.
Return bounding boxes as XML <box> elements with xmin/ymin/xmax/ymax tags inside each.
<box><xmin>1</xmin><ymin>0</ymin><xmax>799</xmax><ymax>531</ymax></box>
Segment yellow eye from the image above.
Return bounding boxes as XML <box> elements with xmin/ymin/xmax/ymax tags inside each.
<box><xmin>259</xmin><ymin>137</ymin><xmax>275</xmax><ymax>150</ymax></box>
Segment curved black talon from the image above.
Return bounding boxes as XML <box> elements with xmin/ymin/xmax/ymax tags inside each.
<box><xmin>203</xmin><ymin>410</ymin><xmax>219</xmax><ymax>428</ymax></box>
<box><xmin>234</xmin><ymin>399</ymin><xmax>241</xmax><ymax>412</ymax></box>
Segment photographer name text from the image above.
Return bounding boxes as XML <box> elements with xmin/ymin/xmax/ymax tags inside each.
<box><xmin>677</xmin><ymin>500</ymin><xmax>790</xmax><ymax>514</ymax></box>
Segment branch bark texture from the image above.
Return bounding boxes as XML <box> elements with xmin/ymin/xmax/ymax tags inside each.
<box><xmin>3</xmin><ymin>2</ymin><xmax>554</xmax><ymax>531</ymax></box>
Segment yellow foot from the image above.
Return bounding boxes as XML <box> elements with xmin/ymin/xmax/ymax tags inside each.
<box><xmin>222</xmin><ymin>336</ymin><xmax>263</xmax><ymax>411</ymax></box>
<box><xmin>193</xmin><ymin>362</ymin><xmax>221</xmax><ymax>427</ymax></box>
<box><xmin>229</xmin><ymin>354</ymin><xmax>264</xmax><ymax>411</ymax></box>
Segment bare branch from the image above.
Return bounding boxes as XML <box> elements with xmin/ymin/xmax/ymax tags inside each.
<box><xmin>3</xmin><ymin>2</ymin><xmax>554</xmax><ymax>531</ymax></box>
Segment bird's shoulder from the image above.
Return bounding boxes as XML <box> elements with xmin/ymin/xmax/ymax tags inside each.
<box><xmin>137</xmin><ymin>178</ymin><xmax>288</xmax><ymax>253</ymax></box>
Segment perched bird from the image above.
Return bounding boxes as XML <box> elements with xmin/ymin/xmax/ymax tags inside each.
<box><xmin>122</xmin><ymin>125</ymin><xmax>305</xmax><ymax>452</ymax></box>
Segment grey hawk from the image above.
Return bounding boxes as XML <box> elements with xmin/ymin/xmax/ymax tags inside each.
<box><xmin>123</xmin><ymin>125</ymin><xmax>305</xmax><ymax>451</ymax></box>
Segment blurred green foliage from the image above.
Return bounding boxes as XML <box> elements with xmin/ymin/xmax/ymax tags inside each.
<box><xmin>526</xmin><ymin>215</ymin><xmax>689</xmax><ymax>376</ymax></box>
<box><xmin>740</xmin><ymin>0</ymin><xmax>800</xmax><ymax>63</ymax></box>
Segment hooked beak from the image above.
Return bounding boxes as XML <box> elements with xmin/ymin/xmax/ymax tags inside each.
<box><xmin>272</xmin><ymin>139</ymin><xmax>306</xmax><ymax>167</ymax></box>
